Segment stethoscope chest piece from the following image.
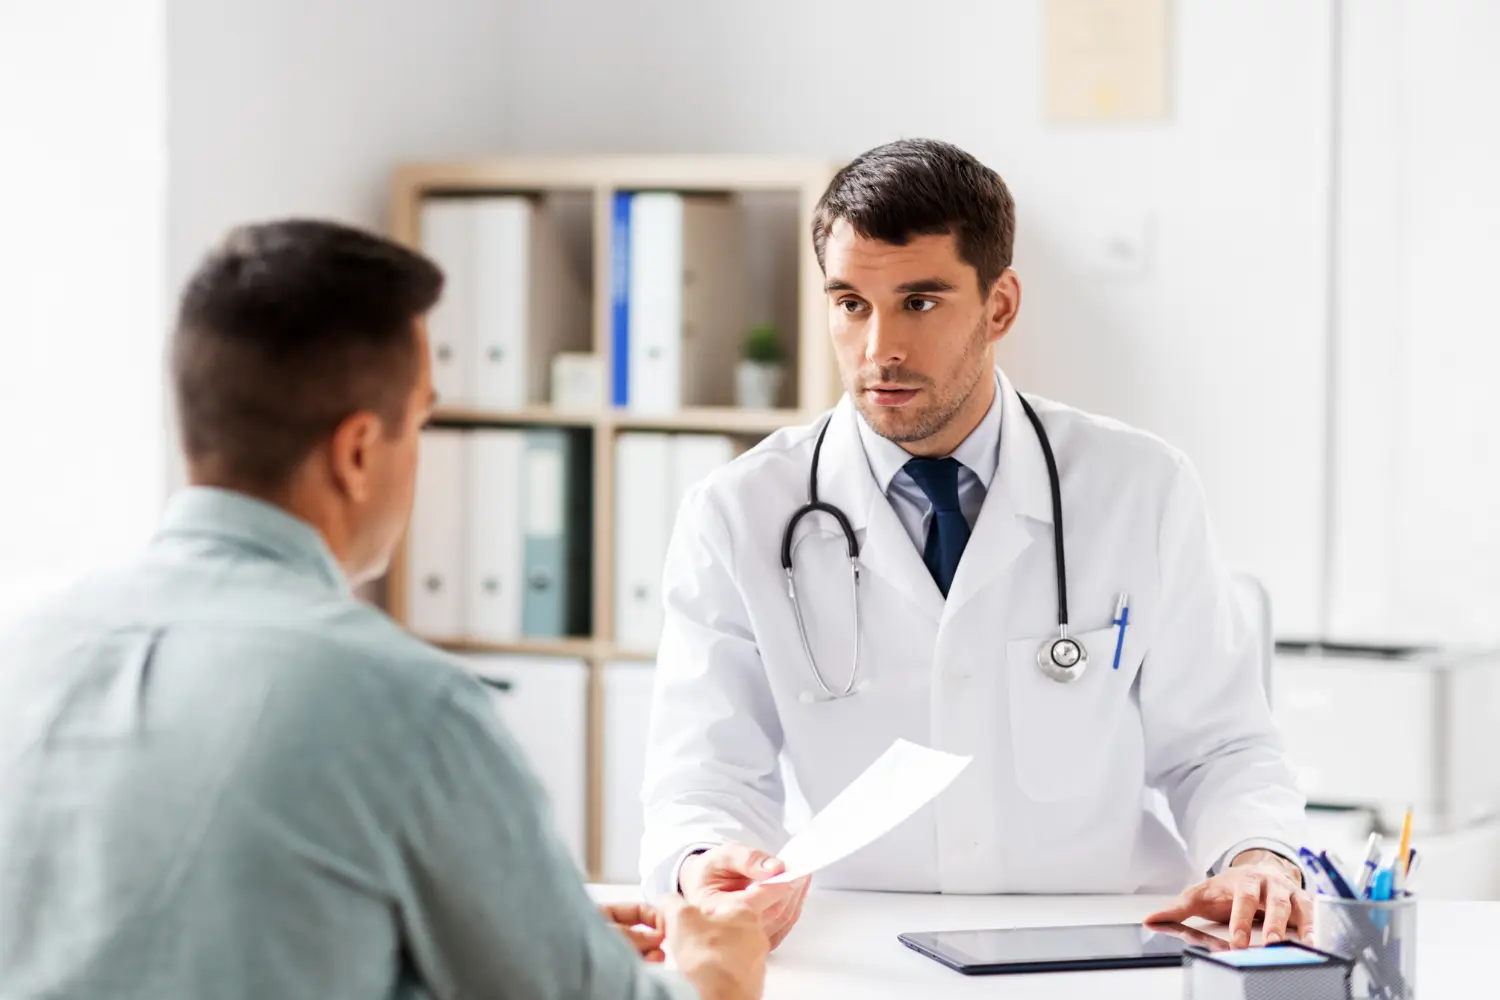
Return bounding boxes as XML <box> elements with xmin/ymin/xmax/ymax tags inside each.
<box><xmin>1037</xmin><ymin>630</ymin><xmax>1088</xmax><ymax>684</ymax></box>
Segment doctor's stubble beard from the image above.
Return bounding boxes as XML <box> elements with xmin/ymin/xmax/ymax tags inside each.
<box><xmin>852</xmin><ymin>316</ymin><xmax>994</xmax><ymax>446</ymax></box>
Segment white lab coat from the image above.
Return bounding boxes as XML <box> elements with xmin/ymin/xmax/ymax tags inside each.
<box><xmin>640</xmin><ymin>370</ymin><xmax>1304</xmax><ymax>898</ymax></box>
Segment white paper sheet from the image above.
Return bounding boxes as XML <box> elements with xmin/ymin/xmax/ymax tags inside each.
<box><xmin>762</xmin><ymin>739</ymin><xmax>971</xmax><ymax>884</ymax></box>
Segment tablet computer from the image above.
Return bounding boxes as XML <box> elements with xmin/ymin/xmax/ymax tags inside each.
<box><xmin>898</xmin><ymin>922</ymin><xmax>1224</xmax><ymax>976</ymax></box>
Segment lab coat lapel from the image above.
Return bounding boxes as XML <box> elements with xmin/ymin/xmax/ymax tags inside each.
<box><xmin>944</xmin><ymin>371</ymin><xmax>1054</xmax><ymax>617</ymax></box>
<box><xmin>816</xmin><ymin>397</ymin><xmax>946</xmax><ymax>624</ymax></box>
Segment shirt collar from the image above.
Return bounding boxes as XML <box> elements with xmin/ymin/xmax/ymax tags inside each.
<box><xmin>152</xmin><ymin>487</ymin><xmax>351</xmax><ymax>594</ymax></box>
<box><xmin>856</xmin><ymin>369</ymin><xmax>1004</xmax><ymax>494</ymax></box>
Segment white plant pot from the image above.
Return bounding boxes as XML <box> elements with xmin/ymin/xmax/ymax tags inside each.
<box><xmin>735</xmin><ymin>361</ymin><xmax>785</xmax><ymax>409</ymax></box>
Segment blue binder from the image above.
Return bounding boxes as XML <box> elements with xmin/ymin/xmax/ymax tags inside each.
<box><xmin>610</xmin><ymin>192</ymin><xmax>632</xmax><ymax>407</ymax></box>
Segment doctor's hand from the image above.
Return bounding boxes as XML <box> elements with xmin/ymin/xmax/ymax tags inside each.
<box><xmin>599</xmin><ymin>901</ymin><xmax>666</xmax><ymax>963</ymax></box>
<box><xmin>680</xmin><ymin>844</ymin><xmax>811</xmax><ymax>948</ymax></box>
<box><xmin>1145</xmin><ymin>851</ymin><xmax>1312</xmax><ymax>950</ymax></box>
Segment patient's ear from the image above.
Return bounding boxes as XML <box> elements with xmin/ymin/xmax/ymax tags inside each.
<box><xmin>328</xmin><ymin>411</ymin><xmax>381</xmax><ymax>504</ymax></box>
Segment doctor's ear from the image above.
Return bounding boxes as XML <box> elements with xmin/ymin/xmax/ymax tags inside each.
<box><xmin>985</xmin><ymin>269</ymin><xmax>1022</xmax><ymax>343</ymax></box>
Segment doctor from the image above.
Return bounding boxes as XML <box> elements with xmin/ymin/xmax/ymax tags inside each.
<box><xmin>640</xmin><ymin>138</ymin><xmax>1310</xmax><ymax>951</ymax></box>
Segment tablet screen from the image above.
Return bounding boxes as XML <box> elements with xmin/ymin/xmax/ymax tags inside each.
<box><xmin>900</xmin><ymin>923</ymin><xmax>1219</xmax><ymax>973</ymax></box>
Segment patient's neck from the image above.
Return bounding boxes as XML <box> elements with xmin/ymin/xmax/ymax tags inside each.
<box><xmin>186</xmin><ymin>463</ymin><xmax>356</xmax><ymax>579</ymax></box>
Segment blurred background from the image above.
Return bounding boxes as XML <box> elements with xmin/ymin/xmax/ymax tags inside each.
<box><xmin>3</xmin><ymin>0</ymin><xmax>1498</xmax><ymax>890</ymax></box>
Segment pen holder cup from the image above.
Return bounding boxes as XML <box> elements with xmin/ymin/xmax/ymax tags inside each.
<box><xmin>1313</xmin><ymin>894</ymin><xmax>1418</xmax><ymax>999</ymax></box>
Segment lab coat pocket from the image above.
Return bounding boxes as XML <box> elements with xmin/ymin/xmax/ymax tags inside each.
<box><xmin>1006</xmin><ymin>624</ymin><xmax>1141</xmax><ymax>803</ymax></box>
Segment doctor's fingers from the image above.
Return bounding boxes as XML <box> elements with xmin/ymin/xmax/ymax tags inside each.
<box><xmin>766</xmin><ymin>880</ymin><xmax>811</xmax><ymax>949</ymax></box>
<box><xmin>1226</xmin><ymin>877</ymin><xmax>1266</xmax><ymax>950</ymax></box>
<box><xmin>1142</xmin><ymin>885</ymin><xmax>1205</xmax><ymax>926</ymax></box>
<box><xmin>739</xmin><ymin>878</ymin><xmax>803</xmax><ymax>918</ymax></box>
<box><xmin>1289</xmin><ymin>890</ymin><xmax>1316</xmax><ymax>943</ymax></box>
<box><xmin>705</xmin><ymin>844</ymin><xmax>786</xmax><ymax>884</ymax></box>
<box><xmin>1259</xmin><ymin>881</ymin><xmax>1296</xmax><ymax>945</ymax></box>
<box><xmin>753</xmin><ymin>877</ymin><xmax>809</xmax><ymax>925</ymax></box>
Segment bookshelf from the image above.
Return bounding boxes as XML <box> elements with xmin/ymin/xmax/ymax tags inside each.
<box><xmin>384</xmin><ymin>155</ymin><xmax>842</xmax><ymax>880</ymax></box>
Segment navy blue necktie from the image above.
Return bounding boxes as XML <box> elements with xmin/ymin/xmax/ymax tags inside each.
<box><xmin>904</xmin><ymin>457</ymin><xmax>970</xmax><ymax>597</ymax></box>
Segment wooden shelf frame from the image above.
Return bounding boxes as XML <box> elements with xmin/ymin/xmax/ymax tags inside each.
<box><xmin>385</xmin><ymin>155</ymin><xmax>843</xmax><ymax>880</ymax></box>
<box><xmin>429</xmin><ymin>405</ymin><xmax>814</xmax><ymax>437</ymax></box>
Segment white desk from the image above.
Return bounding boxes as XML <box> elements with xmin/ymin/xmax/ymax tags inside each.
<box><xmin>591</xmin><ymin>885</ymin><xmax>1494</xmax><ymax>998</ymax></box>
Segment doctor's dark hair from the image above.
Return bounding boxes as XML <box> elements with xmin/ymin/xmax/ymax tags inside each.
<box><xmin>812</xmin><ymin>138</ymin><xmax>1016</xmax><ymax>291</ymax></box>
<box><xmin>171</xmin><ymin>219</ymin><xmax>444</xmax><ymax>493</ymax></box>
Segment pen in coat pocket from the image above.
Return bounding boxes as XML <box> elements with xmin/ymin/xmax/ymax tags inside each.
<box><xmin>1111</xmin><ymin>593</ymin><xmax>1130</xmax><ymax>671</ymax></box>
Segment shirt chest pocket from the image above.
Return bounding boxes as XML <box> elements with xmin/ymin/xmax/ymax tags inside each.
<box><xmin>1005</xmin><ymin>623</ymin><xmax>1144</xmax><ymax>802</ymax></box>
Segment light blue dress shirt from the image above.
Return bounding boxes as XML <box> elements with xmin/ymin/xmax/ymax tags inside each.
<box><xmin>0</xmin><ymin>488</ymin><xmax>693</xmax><ymax>1000</ymax></box>
<box><xmin>854</xmin><ymin>372</ymin><xmax>1003</xmax><ymax>552</ymax></box>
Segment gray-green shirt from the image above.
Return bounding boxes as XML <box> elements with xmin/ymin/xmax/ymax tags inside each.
<box><xmin>0</xmin><ymin>488</ymin><xmax>693</xmax><ymax>1000</ymax></box>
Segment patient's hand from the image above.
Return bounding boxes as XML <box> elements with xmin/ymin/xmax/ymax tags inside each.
<box><xmin>599</xmin><ymin>901</ymin><xmax>666</xmax><ymax>963</ymax></box>
<box><xmin>662</xmin><ymin>896</ymin><xmax>769</xmax><ymax>1000</ymax></box>
<box><xmin>680</xmin><ymin>844</ymin><xmax>810</xmax><ymax>948</ymax></box>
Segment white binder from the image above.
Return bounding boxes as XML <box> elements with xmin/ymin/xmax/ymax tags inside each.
<box><xmin>465</xmin><ymin>430</ymin><xmax>525</xmax><ymax>643</ymax></box>
<box><xmin>405</xmin><ymin>429</ymin><xmax>467</xmax><ymax>640</ymax></box>
<box><xmin>418</xmin><ymin>200</ymin><xmax>474</xmax><ymax>407</ymax></box>
<box><xmin>602</xmin><ymin>661</ymin><xmax>658</xmax><ymax>883</ymax></box>
<box><xmin>470</xmin><ymin>198</ymin><xmax>591</xmax><ymax>410</ymax></box>
<box><xmin>613</xmin><ymin>433</ymin><xmax>671</xmax><ymax>652</ymax></box>
<box><xmin>628</xmin><ymin>195</ymin><xmax>684</xmax><ymax>413</ymax></box>
<box><xmin>627</xmin><ymin>195</ymin><xmax>748</xmax><ymax>413</ymax></box>
<box><xmin>464</xmin><ymin>654</ymin><xmax>590</xmax><ymax>873</ymax></box>
<box><xmin>471</xmin><ymin>199</ymin><xmax>529</xmax><ymax>410</ymax></box>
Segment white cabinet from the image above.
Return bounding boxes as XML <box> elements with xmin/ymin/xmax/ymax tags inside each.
<box><xmin>462</xmin><ymin>655</ymin><xmax>590</xmax><ymax>871</ymax></box>
<box><xmin>601</xmin><ymin>661</ymin><xmax>657</xmax><ymax>883</ymax></box>
<box><xmin>1273</xmin><ymin>647</ymin><xmax>1500</xmax><ymax>833</ymax></box>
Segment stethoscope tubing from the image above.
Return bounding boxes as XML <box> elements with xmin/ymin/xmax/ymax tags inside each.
<box><xmin>782</xmin><ymin>392</ymin><xmax>1075</xmax><ymax>700</ymax></box>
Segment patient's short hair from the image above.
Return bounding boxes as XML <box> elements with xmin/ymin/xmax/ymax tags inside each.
<box><xmin>172</xmin><ymin>219</ymin><xmax>443</xmax><ymax>492</ymax></box>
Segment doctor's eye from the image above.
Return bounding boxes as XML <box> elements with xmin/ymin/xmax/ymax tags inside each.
<box><xmin>838</xmin><ymin>298</ymin><xmax>869</xmax><ymax>315</ymax></box>
<box><xmin>905</xmin><ymin>297</ymin><xmax>938</xmax><ymax>313</ymax></box>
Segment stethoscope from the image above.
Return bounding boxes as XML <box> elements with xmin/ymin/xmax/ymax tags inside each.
<box><xmin>782</xmin><ymin>393</ymin><xmax>1085</xmax><ymax>703</ymax></box>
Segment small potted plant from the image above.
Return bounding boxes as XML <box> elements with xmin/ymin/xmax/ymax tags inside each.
<box><xmin>736</xmin><ymin>323</ymin><xmax>786</xmax><ymax>409</ymax></box>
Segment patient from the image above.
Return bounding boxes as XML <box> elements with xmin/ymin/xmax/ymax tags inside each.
<box><xmin>0</xmin><ymin>220</ymin><xmax>765</xmax><ymax>1000</ymax></box>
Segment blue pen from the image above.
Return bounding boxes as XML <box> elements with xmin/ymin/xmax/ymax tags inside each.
<box><xmin>1318</xmin><ymin>851</ymin><xmax>1359</xmax><ymax>899</ymax></box>
<box><xmin>1299</xmin><ymin>849</ymin><xmax>1337</xmax><ymax>896</ymax></box>
<box><xmin>1111</xmin><ymin>593</ymin><xmax>1130</xmax><ymax>670</ymax></box>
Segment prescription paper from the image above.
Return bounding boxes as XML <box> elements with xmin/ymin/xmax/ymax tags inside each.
<box><xmin>762</xmin><ymin>739</ymin><xmax>971</xmax><ymax>884</ymax></box>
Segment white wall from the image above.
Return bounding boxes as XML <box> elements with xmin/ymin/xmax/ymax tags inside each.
<box><xmin>167</xmin><ymin>0</ymin><xmax>522</xmax><ymax>288</ymax></box>
<box><xmin>168</xmin><ymin>0</ymin><xmax>1335</xmax><ymax>637</ymax></box>
<box><xmin>165</xmin><ymin>0</ymin><xmax>534</xmax><ymax>492</ymax></box>
<box><xmin>485</xmin><ymin>0</ymin><xmax>1337</xmax><ymax>637</ymax></box>
<box><xmin>0</xmin><ymin>1</ymin><xmax>166</xmax><ymax>621</ymax></box>
<box><xmin>1328</xmin><ymin>0</ymin><xmax>1500</xmax><ymax>646</ymax></box>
